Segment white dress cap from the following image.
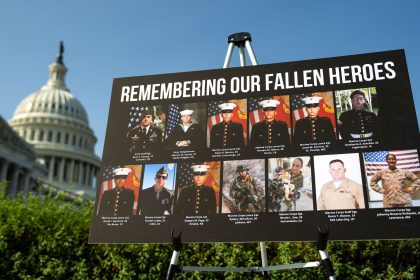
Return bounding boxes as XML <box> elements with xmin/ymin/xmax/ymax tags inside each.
<box><xmin>190</xmin><ymin>165</ymin><xmax>210</xmax><ymax>173</ymax></box>
<box><xmin>218</xmin><ymin>102</ymin><xmax>237</xmax><ymax>112</ymax></box>
<box><xmin>112</xmin><ymin>167</ymin><xmax>132</xmax><ymax>177</ymax></box>
<box><xmin>180</xmin><ymin>109</ymin><xmax>194</xmax><ymax>116</ymax></box>
<box><xmin>258</xmin><ymin>99</ymin><xmax>280</xmax><ymax>109</ymax></box>
<box><xmin>302</xmin><ymin>96</ymin><xmax>323</xmax><ymax>105</ymax></box>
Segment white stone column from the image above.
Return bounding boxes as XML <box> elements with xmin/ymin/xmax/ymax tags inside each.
<box><xmin>48</xmin><ymin>157</ymin><xmax>55</xmax><ymax>181</ymax></box>
<box><xmin>9</xmin><ymin>167</ymin><xmax>20</xmax><ymax>196</ymax></box>
<box><xmin>69</xmin><ymin>159</ymin><xmax>75</xmax><ymax>183</ymax></box>
<box><xmin>58</xmin><ymin>157</ymin><xmax>65</xmax><ymax>182</ymax></box>
<box><xmin>78</xmin><ymin>161</ymin><xmax>83</xmax><ymax>185</ymax></box>
<box><xmin>0</xmin><ymin>160</ymin><xmax>9</xmax><ymax>180</ymax></box>
<box><xmin>23</xmin><ymin>173</ymin><xmax>31</xmax><ymax>196</ymax></box>
<box><xmin>34</xmin><ymin>128</ymin><xmax>40</xmax><ymax>142</ymax></box>
<box><xmin>86</xmin><ymin>164</ymin><xmax>93</xmax><ymax>186</ymax></box>
<box><xmin>88</xmin><ymin>165</ymin><xmax>95</xmax><ymax>187</ymax></box>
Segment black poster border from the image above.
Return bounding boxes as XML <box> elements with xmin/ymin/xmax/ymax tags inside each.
<box><xmin>89</xmin><ymin>50</ymin><xmax>420</xmax><ymax>244</ymax></box>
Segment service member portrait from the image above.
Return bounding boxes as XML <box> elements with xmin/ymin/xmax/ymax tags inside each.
<box><xmin>249</xmin><ymin>98</ymin><xmax>290</xmax><ymax>148</ymax></box>
<box><xmin>138</xmin><ymin>164</ymin><xmax>176</xmax><ymax>216</ymax></box>
<box><xmin>208</xmin><ymin>100</ymin><xmax>246</xmax><ymax>149</ymax></box>
<box><xmin>267</xmin><ymin>157</ymin><xmax>313</xmax><ymax>212</ymax></box>
<box><xmin>126</xmin><ymin>107</ymin><xmax>164</xmax><ymax>153</ymax></box>
<box><xmin>165</xmin><ymin>103</ymin><xmax>206</xmax><ymax>150</ymax></box>
<box><xmin>365</xmin><ymin>151</ymin><xmax>420</xmax><ymax>208</ymax></box>
<box><xmin>97</xmin><ymin>167</ymin><xmax>136</xmax><ymax>217</ymax></box>
<box><xmin>221</xmin><ymin>159</ymin><xmax>266</xmax><ymax>213</ymax></box>
<box><xmin>336</xmin><ymin>88</ymin><xmax>380</xmax><ymax>141</ymax></box>
<box><xmin>292</xmin><ymin>93</ymin><xmax>336</xmax><ymax>145</ymax></box>
<box><xmin>174</xmin><ymin>164</ymin><xmax>217</xmax><ymax>216</ymax></box>
<box><xmin>314</xmin><ymin>154</ymin><xmax>366</xmax><ymax>211</ymax></box>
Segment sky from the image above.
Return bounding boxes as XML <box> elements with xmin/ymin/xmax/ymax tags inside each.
<box><xmin>0</xmin><ymin>1</ymin><xmax>419</xmax><ymax>158</ymax></box>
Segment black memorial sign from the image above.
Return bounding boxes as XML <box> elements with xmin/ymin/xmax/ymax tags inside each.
<box><xmin>89</xmin><ymin>50</ymin><xmax>420</xmax><ymax>244</ymax></box>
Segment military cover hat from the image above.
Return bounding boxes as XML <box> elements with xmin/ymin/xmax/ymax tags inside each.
<box><xmin>218</xmin><ymin>102</ymin><xmax>237</xmax><ymax>113</ymax></box>
<box><xmin>113</xmin><ymin>167</ymin><xmax>132</xmax><ymax>179</ymax></box>
<box><xmin>236</xmin><ymin>165</ymin><xmax>249</xmax><ymax>172</ymax></box>
<box><xmin>258</xmin><ymin>99</ymin><xmax>280</xmax><ymax>111</ymax></box>
<box><xmin>180</xmin><ymin>109</ymin><xmax>194</xmax><ymax>116</ymax></box>
<box><xmin>302</xmin><ymin>96</ymin><xmax>323</xmax><ymax>107</ymax></box>
<box><xmin>191</xmin><ymin>165</ymin><xmax>210</xmax><ymax>175</ymax></box>
<box><xmin>156</xmin><ymin>166</ymin><xmax>168</xmax><ymax>176</ymax></box>
<box><xmin>139</xmin><ymin>109</ymin><xmax>153</xmax><ymax>121</ymax></box>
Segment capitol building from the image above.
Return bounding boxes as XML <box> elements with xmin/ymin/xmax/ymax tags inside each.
<box><xmin>2</xmin><ymin>43</ymin><xmax>101</xmax><ymax>197</ymax></box>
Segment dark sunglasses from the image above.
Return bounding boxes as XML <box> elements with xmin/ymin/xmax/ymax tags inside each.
<box><xmin>156</xmin><ymin>175</ymin><xmax>168</xmax><ymax>180</ymax></box>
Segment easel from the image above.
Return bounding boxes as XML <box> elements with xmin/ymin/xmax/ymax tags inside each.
<box><xmin>166</xmin><ymin>32</ymin><xmax>336</xmax><ymax>279</ymax></box>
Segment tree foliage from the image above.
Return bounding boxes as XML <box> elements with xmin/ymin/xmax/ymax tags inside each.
<box><xmin>0</xmin><ymin>181</ymin><xmax>419</xmax><ymax>279</ymax></box>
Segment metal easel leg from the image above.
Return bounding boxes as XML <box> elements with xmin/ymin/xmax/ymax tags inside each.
<box><xmin>166</xmin><ymin>230</ymin><xmax>182</xmax><ymax>280</ymax></box>
<box><xmin>223</xmin><ymin>42</ymin><xmax>235</xmax><ymax>69</ymax></box>
<box><xmin>259</xmin><ymin>241</ymin><xmax>269</xmax><ymax>278</ymax></box>
<box><xmin>315</xmin><ymin>226</ymin><xmax>336</xmax><ymax>280</ymax></box>
<box><xmin>225</xmin><ymin>31</ymin><xmax>268</xmax><ymax>276</ymax></box>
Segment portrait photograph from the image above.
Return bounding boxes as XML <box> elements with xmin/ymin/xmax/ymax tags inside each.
<box><xmin>173</xmin><ymin>161</ymin><xmax>221</xmax><ymax>216</ymax></box>
<box><xmin>165</xmin><ymin>102</ymin><xmax>207</xmax><ymax>150</ymax></box>
<box><xmin>267</xmin><ymin>156</ymin><xmax>313</xmax><ymax>212</ymax></box>
<box><xmin>291</xmin><ymin>92</ymin><xmax>336</xmax><ymax>144</ymax></box>
<box><xmin>207</xmin><ymin>99</ymin><xmax>247</xmax><ymax>148</ymax></box>
<box><xmin>126</xmin><ymin>105</ymin><xmax>166</xmax><ymax>153</ymax></box>
<box><xmin>313</xmin><ymin>153</ymin><xmax>365</xmax><ymax>211</ymax></box>
<box><xmin>138</xmin><ymin>163</ymin><xmax>177</xmax><ymax>216</ymax></box>
<box><xmin>363</xmin><ymin>149</ymin><xmax>420</xmax><ymax>208</ymax></box>
<box><xmin>248</xmin><ymin>96</ymin><xmax>291</xmax><ymax>147</ymax></box>
<box><xmin>96</xmin><ymin>165</ymin><xmax>143</xmax><ymax>216</ymax></box>
<box><xmin>221</xmin><ymin>159</ymin><xmax>265</xmax><ymax>213</ymax></box>
<box><xmin>335</xmin><ymin>87</ymin><xmax>380</xmax><ymax>140</ymax></box>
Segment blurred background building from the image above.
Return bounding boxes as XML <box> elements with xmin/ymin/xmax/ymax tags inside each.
<box><xmin>2</xmin><ymin>43</ymin><xmax>100</xmax><ymax>197</ymax></box>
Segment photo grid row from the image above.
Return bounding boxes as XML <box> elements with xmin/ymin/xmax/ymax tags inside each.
<box><xmin>96</xmin><ymin>149</ymin><xmax>420</xmax><ymax>217</ymax></box>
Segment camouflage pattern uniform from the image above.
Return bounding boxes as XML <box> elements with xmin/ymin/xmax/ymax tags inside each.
<box><xmin>370</xmin><ymin>168</ymin><xmax>420</xmax><ymax>208</ymax></box>
<box><xmin>230</xmin><ymin>175</ymin><xmax>263</xmax><ymax>212</ymax></box>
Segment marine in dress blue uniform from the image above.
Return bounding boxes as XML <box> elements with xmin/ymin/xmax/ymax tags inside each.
<box><xmin>99</xmin><ymin>168</ymin><xmax>135</xmax><ymax>217</ymax></box>
<box><xmin>210</xmin><ymin>102</ymin><xmax>245</xmax><ymax>148</ymax></box>
<box><xmin>250</xmin><ymin>99</ymin><xmax>290</xmax><ymax>147</ymax></box>
<box><xmin>175</xmin><ymin>165</ymin><xmax>216</xmax><ymax>216</ymax></box>
<box><xmin>338</xmin><ymin>90</ymin><xmax>379</xmax><ymax>140</ymax></box>
<box><xmin>293</xmin><ymin>96</ymin><xmax>335</xmax><ymax>144</ymax></box>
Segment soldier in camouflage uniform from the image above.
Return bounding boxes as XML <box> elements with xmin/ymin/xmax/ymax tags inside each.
<box><xmin>230</xmin><ymin>165</ymin><xmax>263</xmax><ymax>212</ymax></box>
<box><xmin>284</xmin><ymin>158</ymin><xmax>304</xmax><ymax>211</ymax></box>
<box><xmin>370</xmin><ymin>153</ymin><xmax>420</xmax><ymax>208</ymax></box>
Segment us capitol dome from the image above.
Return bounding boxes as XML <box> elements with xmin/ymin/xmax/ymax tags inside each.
<box><xmin>9</xmin><ymin>43</ymin><xmax>100</xmax><ymax>197</ymax></box>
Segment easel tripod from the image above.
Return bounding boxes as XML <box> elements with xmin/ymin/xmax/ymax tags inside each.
<box><xmin>166</xmin><ymin>32</ymin><xmax>336</xmax><ymax>279</ymax></box>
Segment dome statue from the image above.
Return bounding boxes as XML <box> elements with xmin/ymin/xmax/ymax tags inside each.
<box><xmin>9</xmin><ymin>42</ymin><xmax>101</xmax><ymax>197</ymax></box>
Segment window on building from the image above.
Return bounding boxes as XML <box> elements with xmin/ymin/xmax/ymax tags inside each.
<box><xmin>39</xmin><ymin>130</ymin><xmax>44</xmax><ymax>141</ymax></box>
<box><xmin>57</xmin><ymin>132</ymin><xmax>61</xmax><ymax>143</ymax></box>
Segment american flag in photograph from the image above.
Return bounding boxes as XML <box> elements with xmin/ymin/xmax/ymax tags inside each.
<box><xmin>100</xmin><ymin>165</ymin><xmax>118</xmax><ymax>191</ymax></box>
<box><xmin>166</xmin><ymin>104</ymin><xmax>180</xmax><ymax>136</ymax></box>
<box><xmin>364</xmin><ymin>150</ymin><xmax>420</xmax><ymax>176</ymax></box>
<box><xmin>207</xmin><ymin>100</ymin><xmax>225</xmax><ymax>128</ymax></box>
<box><xmin>291</xmin><ymin>94</ymin><xmax>308</xmax><ymax>122</ymax></box>
<box><xmin>207</xmin><ymin>100</ymin><xmax>247</xmax><ymax>145</ymax></box>
<box><xmin>291</xmin><ymin>92</ymin><xmax>336</xmax><ymax>128</ymax></box>
<box><xmin>96</xmin><ymin>165</ymin><xmax>118</xmax><ymax>214</ymax></box>
<box><xmin>248</xmin><ymin>97</ymin><xmax>266</xmax><ymax>127</ymax></box>
<box><xmin>127</xmin><ymin>106</ymin><xmax>149</xmax><ymax>129</ymax></box>
<box><xmin>175</xmin><ymin>162</ymin><xmax>220</xmax><ymax>207</ymax></box>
